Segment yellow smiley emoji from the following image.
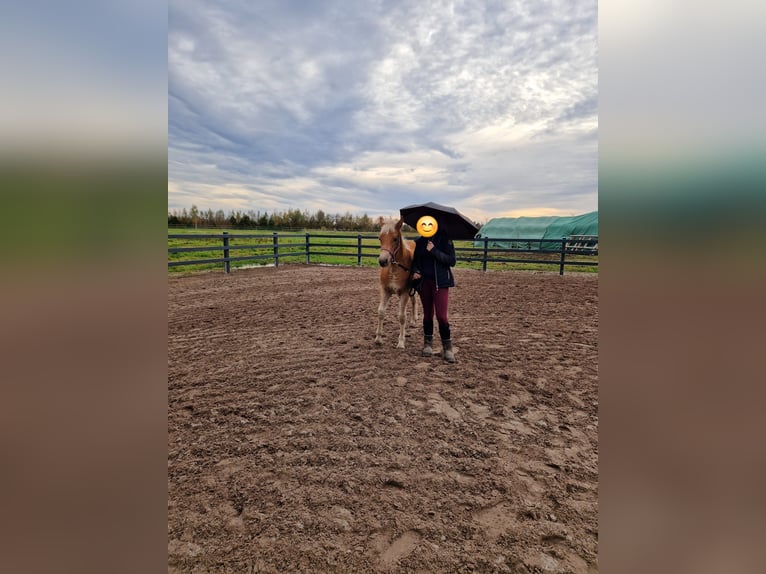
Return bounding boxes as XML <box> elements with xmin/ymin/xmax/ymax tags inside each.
<box><xmin>416</xmin><ymin>215</ymin><xmax>438</xmax><ymax>237</ymax></box>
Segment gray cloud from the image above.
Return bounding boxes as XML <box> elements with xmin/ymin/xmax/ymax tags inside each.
<box><xmin>169</xmin><ymin>0</ymin><xmax>598</xmax><ymax>221</ymax></box>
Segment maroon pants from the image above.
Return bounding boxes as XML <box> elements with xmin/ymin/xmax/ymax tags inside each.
<box><xmin>418</xmin><ymin>279</ymin><xmax>449</xmax><ymax>324</ymax></box>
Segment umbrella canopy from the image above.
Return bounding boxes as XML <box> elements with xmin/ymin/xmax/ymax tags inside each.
<box><xmin>400</xmin><ymin>201</ymin><xmax>480</xmax><ymax>240</ymax></box>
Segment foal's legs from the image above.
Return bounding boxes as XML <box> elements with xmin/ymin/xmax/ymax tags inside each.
<box><xmin>375</xmin><ymin>288</ymin><xmax>391</xmax><ymax>345</ymax></box>
<box><xmin>408</xmin><ymin>293</ymin><xmax>419</xmax><ymax>327</ymax></box>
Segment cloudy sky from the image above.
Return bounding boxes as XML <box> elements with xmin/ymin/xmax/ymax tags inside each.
<box><xmin>169</xmin><ymin>0</ymin><xmax>597</xmax><ymax>223</ymax></box>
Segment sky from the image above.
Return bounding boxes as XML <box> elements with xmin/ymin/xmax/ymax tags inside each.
<box><xmin>168</xmin><ymin>0</ymin><xmax>598</xmax><ymax>224</ymax></box>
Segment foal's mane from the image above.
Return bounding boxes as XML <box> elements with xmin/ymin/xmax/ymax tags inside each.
<box><xmin>379</xmin><ymin>220</ymin><xmax>401</xmax><ymax>236</ymax></box>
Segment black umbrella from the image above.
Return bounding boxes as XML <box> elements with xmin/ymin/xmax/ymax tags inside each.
<box><xmin>400</xmin><ymin>201</ymin><xmax>480</xmax><ymax>240</ymax></box>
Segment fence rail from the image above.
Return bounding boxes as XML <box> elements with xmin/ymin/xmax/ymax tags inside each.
<box><xmin>168</xmin><ymin>232</ymin><xmax>598</xmax><ymax>275</ymax></box>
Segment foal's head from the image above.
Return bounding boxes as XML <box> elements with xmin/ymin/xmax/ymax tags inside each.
<box><xmin>378</xmin><ymin>218</ymin><xmax>404</xmax><ymax>268</ymax></box>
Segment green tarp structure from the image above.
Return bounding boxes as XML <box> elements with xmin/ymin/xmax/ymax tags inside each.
<box><xmin>474</xmin><ymin>211</ymin><xmax>598</xmax><ymax>250</ymax></box>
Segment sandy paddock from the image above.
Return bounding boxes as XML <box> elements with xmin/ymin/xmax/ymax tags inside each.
<box><xmin>168</xmin><ymin>264</ymin><xmax>598</xmax><ymax>573</ymax></box>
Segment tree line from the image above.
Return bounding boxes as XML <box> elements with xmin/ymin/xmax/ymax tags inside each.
<box><xmin>168</xmin><ymin>206</ymin><xmax>390</xmax><ymax>232</ymax></box>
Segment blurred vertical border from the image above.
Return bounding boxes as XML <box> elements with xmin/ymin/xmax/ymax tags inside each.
<box><xmin>0</xmin><ymin>2</ymin><xmax>167</xmax><ymax>573</ymax></box>
<box><xmin>600</xmin><ymin>1</ymin><xmax>766</xmax><ymax>573</ymax></box>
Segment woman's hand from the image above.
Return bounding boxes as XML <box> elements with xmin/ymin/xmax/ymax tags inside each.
<box><xmin>412</xmin><ymin>272</ymin><xmax>421</xmax><ymax>280</ymax></box>
<box><xmin>426</xmin><ymin>240</ymin><xmax>434</xmax><ymax>252</ymax></box>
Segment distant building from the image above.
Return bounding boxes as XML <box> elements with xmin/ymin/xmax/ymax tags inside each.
<box><xmin>474</xmin><ymin>211</ymin><xmax>598</xmax><ymax>252</ymax></box>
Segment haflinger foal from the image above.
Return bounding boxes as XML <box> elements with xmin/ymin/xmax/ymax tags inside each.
<box><xmin>375</xmin><ymin>218</ymin><xmax>419</xmax><ymax>349</ymax></box>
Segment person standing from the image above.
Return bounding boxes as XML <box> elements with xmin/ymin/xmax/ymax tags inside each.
<box><xmin>410</xmin><ymin>221</ymin><xmax>457</xmax><ymax>362</ymax></box>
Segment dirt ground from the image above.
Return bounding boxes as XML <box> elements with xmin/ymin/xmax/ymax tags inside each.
<box><xmin>168</xmin><ymin>264</ymin><xmax>598</xmax><ymax>573</ymax></box>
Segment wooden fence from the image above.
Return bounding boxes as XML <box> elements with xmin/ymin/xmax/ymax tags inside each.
<box><xmin>168</xmin><ymin>232</ymin><xmax>598</xmax><ymax>275</ymax></box>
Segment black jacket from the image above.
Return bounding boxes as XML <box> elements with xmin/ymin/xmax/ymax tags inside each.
<box><xmin>412</xmin><ymin>232</ymin><xmax>456</xmax><ymax>288</ymax></box>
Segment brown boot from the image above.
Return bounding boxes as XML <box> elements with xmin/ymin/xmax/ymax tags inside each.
<box><xmin>442</xmin><ymin>339</ymin><xmax>455</xmax><ymax>363</ymax></box>
<box><xmin>422</xmin><ymin>336</ymin><xmax>433</xmax><ymax>357</ymax></box>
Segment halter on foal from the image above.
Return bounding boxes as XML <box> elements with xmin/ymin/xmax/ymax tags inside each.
<box><xmin>375</xmin><ymin>218</ymin><xmax>419</xmax><ymax>349</ymax></box>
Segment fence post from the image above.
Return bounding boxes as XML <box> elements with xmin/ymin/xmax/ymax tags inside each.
<box><xmin>273</xmin><ymin>232</ymin><xmax>279</xmax><ymax>267</ymax></box>
<box><xmin>559</xmin><ymin>237</ymin><xmax>566</xmax><ymax>275</ymax></box>
<box><xmin>482</xmin><ymin>237</ymin><xmax>488</xmax><ymax>272</ymax></box>
<box><xmin>305</xmin><ymin>233</ymin><xmax>310</xmax><ymax>265</ymax></box>
<box><xmin>222</xmin><ymin>231</ymin><xmax>230</xmax><ymax>274</ymax></box>
<box><xmin>357</xmin><ymin>234</ymin><xmax>363</xmax><ymax>266</ymax></box>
